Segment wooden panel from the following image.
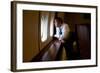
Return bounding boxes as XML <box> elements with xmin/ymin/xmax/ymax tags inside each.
<box><xmin>23</xmin><ymin>10</ymin><xmax>39</xmax><ymax>62</ymax></box>
<box><xmin>76</xmin><ymin>24</ymin><xmax>91</xmax><ymax>59</ymax></box>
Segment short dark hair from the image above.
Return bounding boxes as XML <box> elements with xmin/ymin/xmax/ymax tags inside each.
<box><xmin>55</xmin><ymin>17</ymin><xmax>63</xmax><ymax>23</ymax></box>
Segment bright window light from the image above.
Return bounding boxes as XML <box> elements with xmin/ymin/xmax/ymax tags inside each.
<box><xmin>50</xmin><ymin>13</ymin><xmax>55</xmax><ymax>37</ymax></box>
<box><xmin>41</xmin><ymin>12</ymin><xmax>49</xmax><ymax>42</ymax></box>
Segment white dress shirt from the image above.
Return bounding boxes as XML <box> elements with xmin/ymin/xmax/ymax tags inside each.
<box><xmin>54</xmin><ymin>23</ymin><xmax>70</xmax><ymax>41</ymax></box>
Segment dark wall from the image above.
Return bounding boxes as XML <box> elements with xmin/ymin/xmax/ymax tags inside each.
<box><xmin>23</xmin><ymin>10</ymin><xmax>40</xmax><ymax>62</ymax></box>
<box><xmin>64</xmin><ymin>13</ymin><xmax>91</xmax><ymax>32</ymax></box>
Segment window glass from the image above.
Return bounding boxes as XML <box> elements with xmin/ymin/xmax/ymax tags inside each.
<box><xmin>41</xmin><ymin>12</ymin><xmax>49</xmax><ymax>42</ymax></box>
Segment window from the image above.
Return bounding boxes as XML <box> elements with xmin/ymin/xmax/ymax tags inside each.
<box><xmin>41</xmin><ymin>12</ymin><xmax>49</xmax><ymax>42</ymax></box>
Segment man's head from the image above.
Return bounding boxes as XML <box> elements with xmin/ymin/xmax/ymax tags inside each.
<box><xmin>54</xmin><ymin>17</ymin><xmax>63</xmax><ymax>27</ymax></box>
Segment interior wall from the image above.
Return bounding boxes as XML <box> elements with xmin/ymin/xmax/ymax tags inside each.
<box><xmin>76</xmin><ymin>25</ymin><xmax>91</xmax><ymax>59</ymax></box>
<box><xmin>64</xmin><ymin>13</ymin><xmax>91</xmax><ymax>32</ymax></box>
<box><xmin>23</xmin><ymin>10</ymin><xmax>39</xmax><ymax>62</ymax></box>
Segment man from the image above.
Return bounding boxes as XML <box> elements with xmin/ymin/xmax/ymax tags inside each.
<box><xmin>54</xmin><ymin>17</ymin><xmax>73</xmax><ymax>60</ymax></box>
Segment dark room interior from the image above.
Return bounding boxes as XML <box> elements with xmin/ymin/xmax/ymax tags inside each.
<box><xmin>23</xmin><ymin>10</ymin><xmax>91</xmax><ymax>62</ymax></box>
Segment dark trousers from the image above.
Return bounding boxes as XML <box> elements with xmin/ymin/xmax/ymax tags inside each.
<box><xmin>60</xmin><ymin>41</ymin><xmax>73</xmax><ymax>60</ymax></box>
<box><xmin>62</xmin><ymin>41</ymin><xmax>73</xmax><ymax>60</ymax></box>
<box><xmin>56</xmin><ymin>41</ymin><xmax>73</xmax><ymax>60</ymax></box>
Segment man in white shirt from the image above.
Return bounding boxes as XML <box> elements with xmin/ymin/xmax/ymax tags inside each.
<box><xmin>54</xmin><ymin>17</ymin><xmax>73</xmax><ymax>60</ymax></box>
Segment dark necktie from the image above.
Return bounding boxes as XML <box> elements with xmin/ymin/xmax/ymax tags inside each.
<box><xmin>59</xmin><ymin>28</ymin><xmax>62</xmax><ymax>35</ymax></box>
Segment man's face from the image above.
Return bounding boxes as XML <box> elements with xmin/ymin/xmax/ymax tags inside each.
<box><xmin>54</xmin><ymin>19</ymin><xmax>61</xmax><ymax>27</ymax></box>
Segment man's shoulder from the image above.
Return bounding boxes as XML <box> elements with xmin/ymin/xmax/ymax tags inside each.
<box><xmin>63</xmin><ymin>23</ymin><xmax>68</xmax><ymax>25</ymax></box>
<box><xmin>62</xmin><ymin>23</ymin><xmax>69</xmax><ymax>27</ymax></box>
<box><xmin>62</xmin><ymin>23</ymin><xmax>70</xmax><ymax>31</ymax></box>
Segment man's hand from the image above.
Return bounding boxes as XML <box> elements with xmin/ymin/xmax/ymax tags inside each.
<box><xmin>59</xmin><ymin>39</ymin><xmax>65</xmax><ymax>43</ymax></box>
<box><xmin>61</xmin><ymin>40</ymin><xmax>65</xmax><ymax>43</ymax></box>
